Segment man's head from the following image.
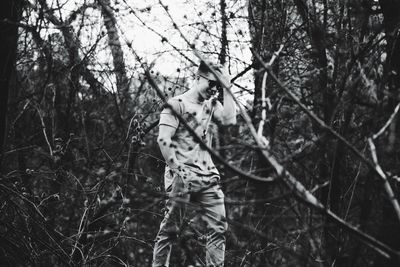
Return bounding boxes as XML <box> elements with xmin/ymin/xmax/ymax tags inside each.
<box><xmin>196</xmin><ymin>61</ymin><xmax>224</xmax><ymax>100</ymax></box>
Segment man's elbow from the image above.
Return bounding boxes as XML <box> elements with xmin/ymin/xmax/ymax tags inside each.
<box><xmin>221</xmin><ymin>115</ymin><xmax>237</xmax><ymax>126</ymax></box>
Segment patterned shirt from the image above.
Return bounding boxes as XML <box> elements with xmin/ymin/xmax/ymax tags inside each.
<box><xmin>159</xmin><ymin>94</ymin><xmax>223</xmax><ymax>189</ymax></box>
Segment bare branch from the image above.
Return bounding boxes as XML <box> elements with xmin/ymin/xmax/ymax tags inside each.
<box><xmin>257</xmin><ymin>44</ymin><xmax>284</xmax><ymax>145</ymax></box>
<box><xmin>372</xmin><ymin>103</ymin><xmax>400</xmax><ymax>140</ymax></box>
<box><xmin>33</xmin><ymin>104</ymin><xmax>53</xmax><ymax>157</ymax></box>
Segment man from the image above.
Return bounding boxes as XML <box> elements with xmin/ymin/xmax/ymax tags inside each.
<box><xmin>152</xmin><ymin>61</ymin><xmax>237</xmax><ymax>267</ymax></box>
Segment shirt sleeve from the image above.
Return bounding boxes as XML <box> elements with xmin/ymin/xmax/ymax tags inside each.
<box><xmin>159</xmin><ymin>98</ymin><xmax>182</xmax><ymax>128</ymax></box>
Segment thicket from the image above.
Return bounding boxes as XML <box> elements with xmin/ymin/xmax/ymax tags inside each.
<box><xmin>1</xmin><ymin>0</ymin><xmax>400</xmax><ymax>266</ymax></box>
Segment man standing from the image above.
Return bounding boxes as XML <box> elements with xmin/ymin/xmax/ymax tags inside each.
<box><xmin>152</xmin><ymin>61</ymin><xmax>237</xmax><ymax>267</ymax></box>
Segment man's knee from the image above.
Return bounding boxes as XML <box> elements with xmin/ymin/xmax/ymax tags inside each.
<box><xmin>208</xmin><ymin>215</ymin><xmax>227</xmax><ymax>238</ymax></box>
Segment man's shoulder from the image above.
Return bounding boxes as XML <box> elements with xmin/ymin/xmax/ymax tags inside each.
<box><xmin>168</xmin><ymin>95</ymin><xmax>185</xmax><ymax>104</ymax></box>
<box><xmin>169</xmin><ymin>94</ymin><xmax>195</xmax><ymax>109</ymax></box>
<box><xmin>162</xmin><ymin>95</ymin><xmax>187</xmax><ymax>115</ymax></box>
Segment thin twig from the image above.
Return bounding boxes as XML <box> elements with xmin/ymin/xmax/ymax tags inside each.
<box><xmin>33</xmin><ymin>104</ymin><xmax>53</xmax><ymax>157</ymax></box>
<box><xmin>70</xmin><ymin>206</ymin><xmax>89</xmax><ymax>262</ymax></box>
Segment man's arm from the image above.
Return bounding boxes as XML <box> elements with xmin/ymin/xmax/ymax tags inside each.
<box><xmin>214</xmin><ymin>67</ymin><xmax>237</xmax><ymax>125</ymax></box>
<box><xmin>221</xmin><ymin>87</ymin><xmax>237</xmax><ymax>125</ymax></box>
<box><xmin>158</xmin><ymin>98</ymin><xmax>183</xmax><ymax>169</ymax></box>
<box><xmin>157</xmin><ymin>124</ymin><xmax>181</xmax><ymax>169</ymax></box>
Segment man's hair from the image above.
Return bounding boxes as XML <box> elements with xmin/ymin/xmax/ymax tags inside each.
<box><xmin>197</xmin><ymin>60</ymin><xmax>223</xmax><ymax>81</ymax></box>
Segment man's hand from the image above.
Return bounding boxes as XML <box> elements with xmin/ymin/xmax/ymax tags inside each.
<box><xmin>211</xmin><ymin>64</ymin><xmax>231</xmax><ymax>89</ymax></box>
<box><xmin>211</xmin><ymin>64</ymin><xmax>237</xmax><ymax>126</ymax></box>
<box><xmin>169</xmin><ymin>162</ymin><xmax>186</xmax><ymax>175</ymax></box>
<box><xmin>217</xmin><ymin>65</ymin><xmax>232</xmax><ymax>89</ymax></box>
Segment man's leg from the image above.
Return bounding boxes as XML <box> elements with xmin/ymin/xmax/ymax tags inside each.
<box><xmin>152</xmin><ymin>174</ymin><xmax>189</xmax><ymax>267</ymax></box>
<box><xmin>198</xmin><ymin>180</ymin><xmax>227</xmax><ymax>267</ymax></box>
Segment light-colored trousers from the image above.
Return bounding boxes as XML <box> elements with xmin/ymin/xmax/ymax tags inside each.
<box><xmin>152</xmin><ymin>171</ymin><xmax>227</xmax><ymax>267</ymax></box>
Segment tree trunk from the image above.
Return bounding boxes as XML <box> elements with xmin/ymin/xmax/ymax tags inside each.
<box><xmin>37</xmin><ymin>0</ymin><xmax>82</xmax><ymax>139</ymax></box>
<box><xmin>217</xmin><ymin>0</ymin><xmax>228</xmax><ymax>184</ymax></box>
<box><xmin>99</xmin><ymin>0</ymin><xmax>129</xmax><ymax>95</ymax></box>
<box><xmin>293</xmin><ymin>1</ymin><xmax>339</xmax><ymax>263</ymax></box>
<box><xmin>0</xmin><ymin>0</ymin><xmax>22</xmax><ymax>169</ymax></box>
<box><xmin>380</xmin><ymin>0</ymin><xmax>400</xmax><ymax>149</ymax></box>
<box><xmin>375</xmin><ymin>1</ymin><xmax>400</xmax><ymax>266</ymax></box>
<box><xmin>247</xmin><ymin>1</ymin><xmax>287</xmax><ymax>264</ymax></box>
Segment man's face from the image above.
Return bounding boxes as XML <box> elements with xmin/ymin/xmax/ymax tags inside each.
<box><xmin>198</xmin><ymin>74</ymin><xmax>219</xmax><ymax>100</ymax></box>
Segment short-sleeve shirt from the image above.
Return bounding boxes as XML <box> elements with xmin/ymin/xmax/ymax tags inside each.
<box><xmin>159</xmin><ymin>95</ymin><xmax>223</xmax><ymax>188</ymax></box>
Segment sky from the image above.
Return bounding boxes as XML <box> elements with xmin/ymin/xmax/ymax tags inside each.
<box><xmin>37</xmin><ymin>0</ymin><xmax>254</xmax><ymax>99</ymax></box>
<box><xmin>115</xmin><ymin>0</ymin><xmax>253</xmax><ymax>81</ymax></box>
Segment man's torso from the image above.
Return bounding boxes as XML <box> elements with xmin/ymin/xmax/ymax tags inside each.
<box><xmin>159</xmin><ymin>94</ymin><xmax>221</xmax><ymax>189</ymax></box>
